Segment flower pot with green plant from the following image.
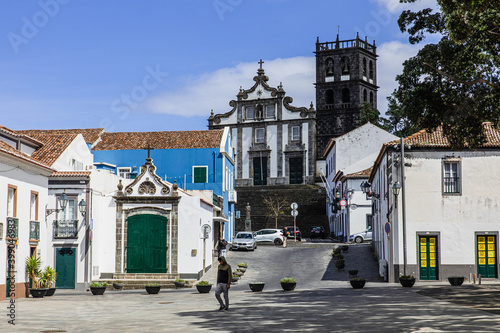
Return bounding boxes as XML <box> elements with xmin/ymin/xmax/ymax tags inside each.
<box><xmin>39</xmin><ymin>266</ymin><xmax>57</xmax><ymax>296</ymax></box>
<box><xmin>174</xmin><ymin>279</ymin><xmax>185</xmax><ymax>289</ymax></box>
<box><xmin>195</xmin><ymin>281</ymin><xmax>212</xmax><ymax>293</ymax></box>
<box><xmin>113</xmin><ymin>281</ymin><xmax>124</xmax><ymax>290</ymax></box>
<box><xmin>237</xmin><ymin>263</ymin><xmax>248</xmax><ymax>268</ymax></box>
<box><xmin>25</xmin><ymin>256</ymin><xmax>47</xmax><ymax>298</ymax></box>
<box><xmin>348</xmin><ymin>269</ymin><xmax>358</xmax><ymax>278</ymax></box>
<box><xmin>349</xmin><ymin>277</ymin><xmax>366</xmax><ymax>289</ymax></box>
<box><xmin>335</xmin><ymin>259</ymin><xmax>345</xmax><ymax>270</ymax></box>
<box><xmin>145</xmin><ymin>283</ymin><xmax>161</xmax><ymax>294</ymax></box>
<box><xmin>399</xmin><ymin>275</ymin><xmax>416</xmax><ymax>288</ymax></box>
<box><xmin>90</xmin><ymin>282</ymin><xmax>108</xmax><ymax>295</ymax></box>
<box><xmin>280</xmin><ymin>277</ymin><xmax>296</xmax><ymax>291</ymax></box>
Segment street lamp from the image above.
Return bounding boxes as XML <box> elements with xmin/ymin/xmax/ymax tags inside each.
<box><xmin>392</xmin><ymin>182</ymin><xmax>401</xmax><ymax>197</ymax></box>
<box><xmin>45</xmin><ymin>192</ymin><xmax>69</xmax><ymax>219</ymax></box>
<box><xmin>78</xmin><ymin>199</ymin><xmax>87</xmax><ymax>217</ymax></box>
<box><xmin>360</xmin><ymin>181</ymin><xmax>371</xmax><ymax>194</ymax></box>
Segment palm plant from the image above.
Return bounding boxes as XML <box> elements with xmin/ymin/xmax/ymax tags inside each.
<box><xmin>39</xmin><ymin>266</ymin><xmax>57</xmax><ymax>288</ymax></box>
<box><xmin>25</xmin><ymin>256</ymin><xmax>42</xmax><ymax>289</ymax></box>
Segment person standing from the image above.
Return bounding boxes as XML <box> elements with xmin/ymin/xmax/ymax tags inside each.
<box><xmin>218</xmin><ymin>236</ymin><xmax>227</xmax><ymax>258</ymax></box>
<box><xmin>215</xmin><ymin>256</ymin><xmax>232</xmax><ymax>311</ymax></box>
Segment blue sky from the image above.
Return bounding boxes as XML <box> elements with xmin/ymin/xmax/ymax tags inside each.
<box><xmin>0</xmin><ymin>0</ymin><xmax>438</xmax><ymax>132</ymax></box>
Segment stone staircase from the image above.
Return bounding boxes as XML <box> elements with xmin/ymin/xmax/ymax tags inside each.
<box><xmin>94</xmin><ymin>274</ymin><xmax>196</xmax><ymax>290</ymax></box>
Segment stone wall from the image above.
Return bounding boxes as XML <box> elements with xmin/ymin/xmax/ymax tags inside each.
<box><xmin>234</xmin><ymin>185</ymin><xmax>328</xmax><ymax>237</ymax></box>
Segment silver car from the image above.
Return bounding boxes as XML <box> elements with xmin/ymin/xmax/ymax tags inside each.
<box><xmin>254</xmin><ymin>229</ymin><xmax>284</xmax><ymax>245</ymax></box>
<box><xmin>231</xmin><ymin>232</ymin><xmax>257</xmax><ymax>251</ymax></box>
<box><xmin>348</xmin><ymin>227</ymin><xmax>373</xmax><ymax>243</ymax></box>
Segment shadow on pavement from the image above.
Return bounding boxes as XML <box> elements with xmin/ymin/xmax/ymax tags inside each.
<box><xmin>322</xmin><ymin>243</ymin><xmax>380</xmax><ymax>282</ymax></box>
<box><xmin>176</xmin><ymin>287</ymin><xmax>500</xmax><ymax>332</ymax></box>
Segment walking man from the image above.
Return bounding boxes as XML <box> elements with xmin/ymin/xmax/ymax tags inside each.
<box><xmin>218</xmin><ymin>236</ymin><xmax>227</xmax><ymax>258</ymax></box>
<box><xmin>215</xmin><ymin>256</ymin><xmax>232</xmax><ymax>311</ymax></box>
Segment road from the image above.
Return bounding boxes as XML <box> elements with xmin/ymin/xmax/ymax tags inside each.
<box><xmin>3</xmin><ymin>241</ymin><xmax>500</xmax><ymax>332</ymax></box>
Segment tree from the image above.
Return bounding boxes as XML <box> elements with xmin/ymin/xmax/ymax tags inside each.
<box><xmin>386</xmin><ymin>0</ymin><xmax>500</xmax><ymax>148</ymax></box>
<box><xmin>359</xmin><ymin>102</ymin><xmax>392</xmax><ymax>132</ymax></box>
<box><xmin>263</xmin><ymin>195</ymin><xmax>288</xmax><ymax>229</ymax></box>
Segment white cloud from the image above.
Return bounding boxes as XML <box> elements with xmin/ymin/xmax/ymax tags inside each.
<box><xmin>375</xmin><ymin>0</ymin><xmax>439</xmax><ymax>14</ymax></box>
<box><xmin>377</xmin><ymin>41</ymin><xmax>423</xmax><ymax>115</ymax></box>
<box><xmin>147</xmin><ymin>57</ymin><xmax>315</xmax><ymax>118</ymax></box>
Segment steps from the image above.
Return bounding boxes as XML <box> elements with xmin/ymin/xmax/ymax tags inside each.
<box><xmin>94</xmin><ymin>274</ymin><xmax>196</xmax><ymax>290</ymax></box>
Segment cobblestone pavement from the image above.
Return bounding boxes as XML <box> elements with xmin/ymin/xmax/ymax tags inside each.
<box><xmin>3</xmin><ymin>242</ymin><xmax>500</xmax><ymax>332</ymax></box>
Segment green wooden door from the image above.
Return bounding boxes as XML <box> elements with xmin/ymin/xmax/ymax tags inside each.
<box><xmin>126</xmin><ymin>214</ymin><xmax>167</xmax><ymax>273</ymax></box>
<box><xmin>253</xmin><ymin>156</ymin><xmax>267</xmax><ymax>186</ymax></box>
<box><xmin>55</xmin><ymin>248</ymin><xmax>76</xmax><ymax>289</ymax></box>
<box><xmin>477</xmin><ymin>235</ymin><xmax>497</xmax><ymax>278</ymax></box>
<box><xmin>419</xmin><ymin>236</ymin><xmax>438</xmax><ymax>280</ymax></box>
<box><xmin>289</xmin><ymin>158</ymin><xmax>303</xmax><ymax>184</ymax></box>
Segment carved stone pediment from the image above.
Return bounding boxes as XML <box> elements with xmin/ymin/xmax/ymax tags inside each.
<box><xmin>123</xmin><ymin>157</ymin><xmax>170</xmax><ymax>196</ymax></box>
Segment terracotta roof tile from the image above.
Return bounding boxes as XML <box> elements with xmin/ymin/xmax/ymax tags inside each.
<box><xmin>18</xmin><ymin>128</ymin><xmax>104</xmax><ymax>145</ymax></box>
<box><xmin>0</xmin><ymin>140</ymin><xmax>53</xmax><ymax>171</ymax></box>
<box><xmin>50</xmin><ymin>171</ymin><xmax>91</xmax><ymax>178</ymax></box>
<box><xmin>0</xmin><ymin>125</ymin><xmax>44</xmax><ymax>146</ymax></box>
<box><xmin>93</xmin><ymin>129</ymin><xmax>224</xmax><ymax>151</ymax></box>
<box><xmin>25</xmin><ymin>133</ymin><xmax>78</xmax><ymax>166</ymax></box>
<box><xmin>345</xmin><ymin>167</ymin><xmax>372</xmax><ymax>178</ymax></box>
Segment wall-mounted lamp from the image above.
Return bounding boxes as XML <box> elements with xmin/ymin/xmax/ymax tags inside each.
<box><xmin>360</xmin><ymin>181</ymin><xmax>371</xmax><ymax>194</ymax></box>
<box><xmin>45</xmin><ymin>193</ymin><xmax>68</xmax><ymax>219</ymax></box>
<box><xmin>78</xmin><ymin>199</ymin><xmax>87</xmax><ymax>217</ymax></box>
<box><xmin>392</xmin><ymin>182</ymin><xmax>401</xmax><ymax>197</ymax></box>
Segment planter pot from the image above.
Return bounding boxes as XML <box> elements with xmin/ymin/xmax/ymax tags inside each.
<box><xmin>90</xmin><ymin>287</ymin><xmax>106</xmax><ymax>295</ymax></box>
<box><xmin>341</xmin><ymin>245</ymin><xmax>349</xmax><ymax>253</ymax></box>
<box><xmin>174</xmin><ymin>281</ymin><xmax>185</xmax><ymax>289</ymax></box>
<box><xmin>45</xmin><ymin>287</ymin><xmax>56</xmax><ymax>297</ymax></box>
<box><xmin>30</xmin><ymin>288</ymin><xmax>48</xmax><ymax>298</ymax></box>
<box><xmin>335</xmin><ymin>260</ymin><xmax>345</xmax><ymax>270</ymax></box>
<box><xmin>231</xmin><ymin>277</ymin><xmax>240</xmax><ymax>284</ymax></box>
<box><xmin>233</xmin><ymin>271</ymin><xmax>243</xmax><ymax>277</ymax></box>
<box><xmin>348</xmin><ymin>270</ymin><xmax>358</xmax><ymax>278</ymax></box>
<box><xmin>113</xmin><ymin>282</ymin><xmax>124</xmax><ymax>290</ymax></box>
<box><xmin>237</xmin><ymin>267</ymin><xmax>247</xmax><ymax>273</ymax></box>
<box><xmin>145</xmin><ymin>286</ymin><xmax>161</xmax><ymax>294</ymax></box>
<box><xmin>248</xmin><ymin>283</ymin><xmax>265</xmax><ymax>292</ymax></box>
<box><xmin>350</xmin><ymin>279</ymin><xmax>366</xmax><ymax>289</ymax></box>
<box><xmin>281</xmin><ymin>282</ymin><xmax>296</xmax><ymax>291</ymax></box>
<box><xmin>399</xmin><ymin>278</ymin><xmax>416</xmax><ymax>288</ymax></box>
<box><xmin>196</xmin><ymin>285</ymin><xmax>212</xmax><ymax>293</ymax></box>
<box><xmin>448</xmin><ymin>277</ymin><xmax>465</xmax><ymax>286</ymax></box>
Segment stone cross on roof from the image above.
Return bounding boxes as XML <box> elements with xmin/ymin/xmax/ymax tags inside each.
<box><xmin>258</xmin><ymin>59</ymin><xmax>264</xmax><ymax>70</ymax></box>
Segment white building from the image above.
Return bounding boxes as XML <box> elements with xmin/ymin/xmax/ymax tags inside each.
<box><xmin>322</xmin><ymin>123</ymin><xmax>397</xmax><ymax>237</ymax></box>
<box><xmin>370</xmin><ymin>123</ymin><xmax>500</xmax><ymax>282</ymax></box>
<box><xmin>0</xmin><ymin>126</ymin><xmax>53</xmax><ymax>300</ymax></box>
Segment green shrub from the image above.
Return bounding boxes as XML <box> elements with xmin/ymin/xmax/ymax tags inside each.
<box><xmin>146</xmin><ymin>283</ymin><xmax>160</xmax><ymax>287</ymax></box>
<box><xmin>196</xmin><ymin>280</ymin><xmax>211</xmax><ymax>286</ymax></box>
<box><xmin>280</xmin><ymin>277</ymin><xmax>296</xmax><ymax>283</ymax></box>
<box><xmin>174</xmin><ymin>279</ymin><xmax>185</xmax><ymax>282</ymax></box>
<box><xmin>90</xmin><ymin>282</ymin><xmax>108</xmax><ymax>288</ymax></box>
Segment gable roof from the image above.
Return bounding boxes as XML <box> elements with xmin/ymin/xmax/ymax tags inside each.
<box><xmin>0</xmin><ymin>125</ymin><xmax>44</xmax><ymax>147</ymax></box>
<box><xmin>0</xmin><ymin>140</ymin><xmax>54</xmax><ymax>172</ymax></box>
<box><xmin>24</xmin><ymin>133</ymin><xmax>78</xmax><ymax>166</ymax></box>
<box><xmin>93</xmin><ymin>129</ymin><xmax>224</xmax><ymax>151</ymax></box>
<box><xmin>18</xmin><ymin>128</ymin><xmax>104</xmax><ymax>146</ymax></box>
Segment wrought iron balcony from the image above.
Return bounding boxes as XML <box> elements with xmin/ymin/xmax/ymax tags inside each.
<box><xmin>53</xmin><ymin>220</ymin><xmax>78</xmax><ymax>239</ymax></box>
<box><xmin>443</xmin><ymin>177</ymin><xmax>460</xmax><ymax>194</ymax></box>
<box><xmin>30</xmin><ymin>221</ymin><xmax>40</xmax><ymax>241</ymax></box>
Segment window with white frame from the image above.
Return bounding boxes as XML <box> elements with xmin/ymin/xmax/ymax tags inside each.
<box><xmin>255</xmin><ymin>128</ymin><xmax>265</xmax><ymax>143</ymax></box>
<box><xmin>265</xmin><ymin>105</ymin><xmax>275</xmax><ymax>118</ymax></box>
<box><xmin>58</xmin><ymin>196</ymin><xmax>77</xmax><ymax>220</ymax></box>
<box><xmin>30</xmin><ymin>191</ymin><xmax>38</xmax><ymax>221</ymax></box>
<box><xmin>443</xmin><ymin>161</ymin><xmax>460</xmax><ymax>194</ymax></box>
<box><xmin>193</xmin><ymin>166</ymin><xmax>208</xmax><ymax>183</ymax></box>
<box><xmin>246</xmin><ymin>106</ymin><xmax>255</xmax><ymax>120</ymax></box>
<box><xmin>7</xmin><ymin>185</ymin><xmax>16</xmax><ymax>217</ymax></box>
<box><xmin>291</xmin><ymin>126</ymin><xmax>300</xmax><ymax>141</ymax></box>
<box><xmin>118</xmin><ymin>167</ymin><xmax>131</xmax><ymax>179</ymax></box>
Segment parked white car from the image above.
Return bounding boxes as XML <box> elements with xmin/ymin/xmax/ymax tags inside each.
<box><xmin>348</xmin><ymin>227</ymin><xmax>373</xmax><ymax>243</ymax></box>
<box><xmin>254</xmin><ymin>229</ymin><xmax>284</xmax><ymax>245</ymax></box>
<box><xmin>231</xmin><ymin>232</ymin><xmax>257</xmax><ymax>251</ymax></box>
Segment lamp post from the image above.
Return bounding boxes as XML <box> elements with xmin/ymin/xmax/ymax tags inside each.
<box><xmin>45</xmin><ymin>192</ymin><xmax>69</xmax><ymax>220</ymax></box>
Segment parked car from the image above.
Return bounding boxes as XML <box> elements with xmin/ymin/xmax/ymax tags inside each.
<box><xmin>310</xmin><ymin>226</ymin><xmax>326</xmax><ymax>239</ymax></box>
<box><xmin>348</xmin><ymin>227</ymin><xmax>373</xmax><ymax>243</ymax></box>
<box><xmin>231</xmin><ymin>232</ymin><xmax>257</xmax><ymax>251</ymax></box>
<box><xmin>254</xmin><ymin>229</ymin><xmax>284</xmax><ymax>245</ymax></box>
<box><xmin>283</xmin><ymin>226</ymin><xmax>301</xmax><ymax>241</ymax></box>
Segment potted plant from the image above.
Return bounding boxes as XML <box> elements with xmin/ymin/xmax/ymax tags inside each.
<box><xmin>399</xmin><ymin>275</ymin><xmax>416</xmax><ymax>288</ymax></box>
<box><xmin>90</xmin><ymin>282</ymin><xmax>108</xmax><ymax>295</ymax></box>
<box><xmin>145</xmin><ymin>283</ymin><xmax>161</xmax><ymax>294</ymax></box>
<box><xmin>195</xmin><ymin>281</ymin><xmax>212</xmax><ymax>293</ymax></box>
<box><xmin>233</xmin><ymin>271</ymin><xmax>243</xmax><ymax>277</ymax></box>
<box><xmin>237</xmin><ymin>263</ymin><xmax>248</xmax><ymax>268</ymax></box>
<box><xmin>335</xmin><ymin>259</ymin><xmax>345</xmax><ymax>270</ymax></box>
<box><xmin>280</xmin><ymin>277</ymin><xmax>296</xmax><ymax>291</ymax></box>
<box><xmin>334</xmin><ymin>254</ymin><xmax>344</xmax><ymax>260</ymax></box>
<box><xmin>350</xmin><ymin>277</ymin><xmax>366</xmax><ymax>289</ymax></box>
<box><xmin>333</xmin><ymin>248</ymin><xmax>341</xmax><ymax>255</ymax></box>
<box><xmin>40</xmin><ymin>266</ymin><xmax>57</xmax><ymax>296</ymax></box>
<box><xmin>25</xmin><ymin>256</ymin><xmax>47</xmax><ymax>298</ymax></box>
<box><xmin>248</xmin><ymin>282</ymin><xmax>265</xmax><ymax>292</ymax></box>
<box><xmin>341</xmin><ymin>245</ymin><xmax>349</xmax><ymax>253</ymax></box>
<box><xmin>237</xmin><ymin>266</ymin><xmax>247</xmax><ymax>273</ymax></box>
<box><xmin>448</xmin><ymin>276</ymin><xmax>465</xmax><ymax>286</ymax></box>
<box><xmin>113</xmin><ymin>280</ymin><xmax>124</xmax><ymax>290</ymax></box>
<box><xmin>231</xmin><ymin>274</ymin><xmax>240</xmax><ymax>284</ymax></box>
<box><xmin>174</xmin><ymin>279</ymin><xmax>185</xmax><ymax>289</ymax></box>
<box><xmin>348</xmin><ymin>269</ymin><xmax>358</xmax><ymax>278</ymax></box>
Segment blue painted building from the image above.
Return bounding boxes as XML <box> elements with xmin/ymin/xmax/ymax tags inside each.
<box><xmin>92</xmin><ymin>127</ymin><xmax>236</xmax><ymax>241</ymax></box>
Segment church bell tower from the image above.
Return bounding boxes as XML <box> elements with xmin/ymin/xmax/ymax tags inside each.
<box><xmin>315</xmin><ymin>33</ymin><xmax>378</xmax><ymax>157</ymax></box>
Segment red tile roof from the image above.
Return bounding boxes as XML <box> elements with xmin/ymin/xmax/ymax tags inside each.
<box><xmin>0</xmin><ymin>125</ymin><xmax>44</xmax><ymax>146</ymax></box>
<box><xmin>93</xmin><ymin>129</ymin><xmax>224</xmax><ymax>150</ymax></box>
<box><xmin>50</xmin><ymin>171</ymin><xmax>91</xmax><ymax>178</ymax></box>
<box><xmin>0</xmin><ymin>140</ymin><xmax>53</xmax><ymax>171</ymax></box>
<box><xmin>17</xmin><ymin>128</ymin><xmax>104</xmax><ymax>145</ymax></box>
<box><xmin>24</xmin><ymin>133</ymin><xmax>78</xmax><ymax>166</ymax></box>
